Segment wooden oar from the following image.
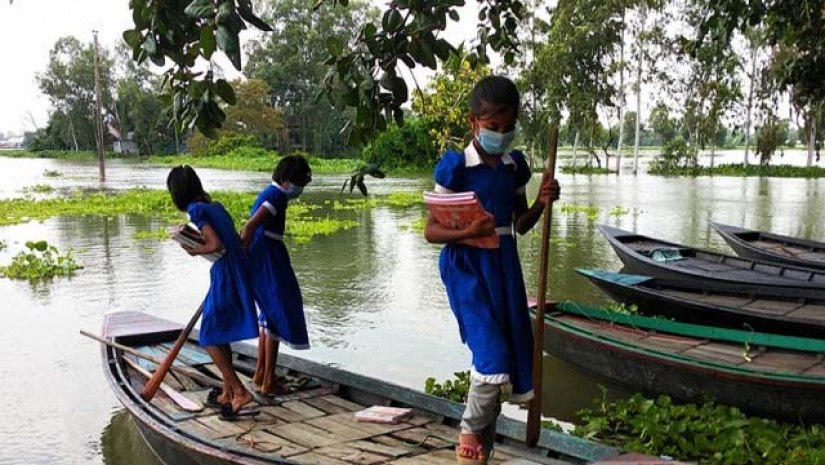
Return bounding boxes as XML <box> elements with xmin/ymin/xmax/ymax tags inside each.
<box><xmin>526</xmin><ymin>124</ymin><xmax>559</xmax><ymax>447</ymax></box>
<box><xmin>121</xmin><ymin>357</ymin><xmax>204</xmax><ymax>412</ymax></box>
<box><xmin>79</xmin><ymin>329</ymin><xmax>221</xmax><ymax>388</ymax></box>
<box><xmin>141</xmin><ymin>303</ymin><xmax>204</xmax><ymax>401</ymax></box>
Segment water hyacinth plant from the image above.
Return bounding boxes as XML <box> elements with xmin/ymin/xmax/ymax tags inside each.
<box><xmin>0</xmin><ymin>240</ymin><xmax>82</xmax><ymax>280</ymax></box>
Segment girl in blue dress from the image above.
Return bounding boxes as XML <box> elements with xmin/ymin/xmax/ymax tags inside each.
<box><xmin>167</xmin><ymin>165</ymin><xmax>259</xmax><ymax>418</ymax></box>
<box><xmin>424</xmin><ymin>76</ymin><xmax>560</xmax><ymax>464</ymax></box>
<box><xmin>240</xmin><ymin>155</ymin><xmax>312</xmax><ymax>399</ymax></box>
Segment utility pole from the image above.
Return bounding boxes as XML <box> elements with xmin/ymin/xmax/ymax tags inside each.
<box><xmin>93</xmin><ymin>30</ymin><xmax>106</xmax><ymax>181</ymax></box>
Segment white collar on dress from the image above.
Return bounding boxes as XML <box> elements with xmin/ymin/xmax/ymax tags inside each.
<box><xmin>464</xmin><ymin>142</ymin><xmax>514</xmax><ymax>167</ymax></box>
<box><xmin>271</xmin><ymin>181</ymin><xmax>283</xmax><ymax>190</ymax></box>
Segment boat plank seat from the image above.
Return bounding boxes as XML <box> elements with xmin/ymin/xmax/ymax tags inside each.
<box><xmin>556</xmin><ymin>315</ymin><xmax>647</xmax><ymax>339</ymax></box>
<box><xmin>742</xmin><ymin>349</ymin><xmax>823</xmax><ymax>374</ymax></box>
<box><xmin>681</xmin><ymin>342</ymin><xmax>751</xmax><ymax>366</ymax></box>
<box><xmin>742</xmin><ymin>299</ymin><xmax>804</xmax><ymax>315</ymax></box>
<box><xmin>633</xmin><ymin>333</ymin><xmax>706</xmax><ymax>353</ymax></box>
<box><xmin>786</xmin><ymin>304</ymin><xmax>825</xmax><ymax>321</ymax></box>
<box><xmin>665</xmin><ymin>289</ymin><xmax>754</xmax><ymax>307</ymax></box>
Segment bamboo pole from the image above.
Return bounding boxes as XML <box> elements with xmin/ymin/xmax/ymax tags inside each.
<box><xmin>526</xmin><ymin>124</ymin><xmax>559</xmax><ymax>447</ymax></box>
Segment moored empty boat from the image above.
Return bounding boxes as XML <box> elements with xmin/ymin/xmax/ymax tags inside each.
<box><xmin>711</xmin><ymin>222</ymin><xmax>825</xmax><ymax>270</ymax></box>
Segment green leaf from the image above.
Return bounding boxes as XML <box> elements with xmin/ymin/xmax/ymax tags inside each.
<box><xmin>200</xmin><ymin>26</ymin><xmax>216</xmax><ymax>59</ymax></box>
<box><xmin>214</xmin><ymin>79</ymin><xmax>236</xmax><ymax>105</ymax></box>
<box><xmin>382</xmin><ymin>9</ymin><xmax>403</xmax><ymax>32</ymax></box>
<box><xmin>123</xmin><ymin>30</ymin><xmax>141</xmax><ymax>48</ymax></box>
<box><xmin>34</xmin><ymin>241</ymin><xmax>48</xmax><ymax>252</ymax></box>
<box><xmin>184</xmin><ymin>0</ymin><xmax>213</xmax><ymax>19</ymax></box>
<box><xmin>236</xmin><ymin>0</ymin><xmax>272</xmax><ymax>31</ymax></box>
<box><xmin>448</xmin><ymin>9</ymin><xmax>459</xmax><ymax>21</ymax></box>
<box><xmin>216</xmin><ymin>25</ymin><xmax>241</xmax><ymax>69</ymax></box>
<box><xmin>326</xmin><ymin>37</ymin><xmax>344</xmax><ymax>57</ymax></box>
<box><xmin>142</xmin><ymin>35</ymin><xmax>157</xmax><ymax>56</ymax></box>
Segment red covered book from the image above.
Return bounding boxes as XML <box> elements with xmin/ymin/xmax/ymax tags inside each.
<box><xmin>423</xmin><ymin>192</ymin><xmax>500</xmax><ymax>249</ymax></box>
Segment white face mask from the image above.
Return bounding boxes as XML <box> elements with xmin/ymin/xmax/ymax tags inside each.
<box><xmin>476</xmin><ymin>128</ymin><xmax>516</xmax><ymax>155</ymax></box>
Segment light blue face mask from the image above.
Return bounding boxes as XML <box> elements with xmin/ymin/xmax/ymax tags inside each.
<box><xmin>284</xmin><ymin>184</ymin><xmax>304</xmax><ymax>199</ymax></box>
<box><xmin>476</xmin><ymin>127</ymin><xmax>516</xmax><ymax>155</ymax></box>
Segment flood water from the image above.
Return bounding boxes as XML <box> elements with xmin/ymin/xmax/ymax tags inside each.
<box><xmin>1</xmin><ymin>150</ymin><xmax>824</xmax><ymax>464</ymax></box>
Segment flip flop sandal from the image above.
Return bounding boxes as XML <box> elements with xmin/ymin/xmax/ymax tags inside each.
<box><xmin>219</xmin><ymin>403</ymin><xmax>261</xmax><ymax>422</ymax></box>
<box><xmin>205</xmin><ymin>387</ymin><xmax>224</xmax><ymax>409</ymax></box>
<box><xmin>251</xmin><ymin>390</ymin><xmax>283</xmax><ymax>406</ymax></box>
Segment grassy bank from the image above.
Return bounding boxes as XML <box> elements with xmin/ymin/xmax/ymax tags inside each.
<box><xmin>0</xmin><ymin>150</ymin><xmax>122</xmax><ymax>160</ymax></box>
<box><xmin>560</xmin><ymin>165</ymin><xmax>616</xmax><ymax>175</ymax></box>
<box><xmin>650</xmin><ymin>163</ymin><xmax>825</xmax><ymax>178</ymax></box>
<box><xmin>148</xmin><ymin>152</ymin><xmax>362</xmax><ymax>175</ymax></box>
<box><xmin>0</xmin><ymin>187</ymin><xmax>422</xmax><ymax>243</ymax></box>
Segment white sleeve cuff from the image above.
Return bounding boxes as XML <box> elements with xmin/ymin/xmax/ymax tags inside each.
<box><xmin>262</xmin><ymin>201</ymin><xmax>277</xmax><ymax>215</ymax></box>
<box><xmin>434</xmin><ymin>184</ymin><xmax>454</xmax><ymax>194</ymax></box>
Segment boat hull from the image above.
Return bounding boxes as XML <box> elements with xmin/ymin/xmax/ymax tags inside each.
<box><xmin>712</xmin><ymin>222</ymin><xmax>825</xmax><ymax>271</ymax></box>
<box><xmin>542</xmin><ymin>317</ymin><xmax>825</xmax><ymax>423</ymax></box>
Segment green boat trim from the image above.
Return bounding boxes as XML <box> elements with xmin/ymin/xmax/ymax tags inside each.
<box><xmin>557</xmin><ymin>301</ymin><xmax>825</xmax><ymax>353</ymax></box>
<box><xmin>532</xmin><ymin>302</ymin><xmax>825</xmax><ymax>385</ymax></box>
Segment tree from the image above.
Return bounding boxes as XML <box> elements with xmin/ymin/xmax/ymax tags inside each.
<box><xmin>121</xmin><ymin>0</ymin><xmax>526</xmax><ymax>141</ymax></box>
<box><xmin>115</xmin><ymin>78</ymin><xmax>175</xmax><ymax>155</ymax></box>
<box><xmin>412</xmin><ymin>51</ymin><xmax>489</xmax><ymax>154</ymax></box>
<box><xmin>222</xmin><ymin>79</ymin><xmax>282</xmax><ymax>148</ymax></box>
<box><xmin>648</xmin><ymin>103</ymin><xmax>678</xmax><ymax>144</ymax></box>
<box><xmin>245</xmin><ymin>0</ymin><xmax>370</xmax><ymax>155</ymax></box>
<box><xmin>36</xmin><ymin>36</ymin><xmax>115</xmax><ymax>151</ymax></box>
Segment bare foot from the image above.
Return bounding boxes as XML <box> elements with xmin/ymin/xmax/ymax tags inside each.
<box><xmin>260</xmin><ymin>381</ymin><xmax>290</xmax><ymax>397</ymax></box>
<box><xmin>217</xmin><ymin>389</ymin><xmax>230</xmax><ymax>405</ymax></box>
<box><xmin>230</xmin><ymin>388</ymin><xmax>254</xmax><ymax>413</ymax></box>
<box><xmin>457</xmin><ymin>433</ymin><xmax>484</xmax><ymax>462</ymax></box>
<box><xmin>252</xmin><ymin>370</ymin><xmax>264</xmax><ymax>387</ymax></box>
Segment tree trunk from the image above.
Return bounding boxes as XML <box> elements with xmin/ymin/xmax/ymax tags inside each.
<box><xmin>572</xmin><ymin>131</ymin><xmax>580</xmax><ymax>168</ymax></box>
<box><xmin>710</xmin><ymin>143</ymin><xmax>716</xmax><ymax>169</ymax></box>
<box><xmin>616</xmin><ymin>10</ymin><xmax>626</xmax><ymax>174</ymax></box>
<box><xmin>93</xmin><ymin>31</ymin><xmax>106</xmax><ymax>182</ymax></box>
<box><xmin>68</xmin><ymin>118</ymin><xmax>79</xmax><ymax>152</ymax></box>
<box><xmin>743</xmin><ymin>40</ymin><xmax>758</xmax><ymax>165</ymax></box>
<box><xmin>808</xmin><ymin>114</ymin><xmax>816</xmax><ymax>167</ymax></box>
<box><xmin>632</xmin><ymin>55</ymin><xmax>643</xmax><ymax>175</ymax></box>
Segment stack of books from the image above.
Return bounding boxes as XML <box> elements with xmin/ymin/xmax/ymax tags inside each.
<box><xmin>423</xmin><ymin>191</ymin><xmax>499</xmax><ymax>248</ymax></box>
<box><xmin>169</xmin><ymin>224</ymin><xmax>224</xmax><ymax>262</ymax></box>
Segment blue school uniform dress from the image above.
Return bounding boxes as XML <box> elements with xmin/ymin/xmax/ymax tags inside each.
<box><xmin>435</xmin><ymin>143</ymin><xmax>534</xmax><ymax>403</ymax></box>
<box><xmin>247</xmin><ymin>182</ymin><xmax>309</xmax><ymax>350</ymax></box>
<box><xmin>187</xmin><ymin>202</ymin><xmax>259</xmax><ymax>347</ymax></box>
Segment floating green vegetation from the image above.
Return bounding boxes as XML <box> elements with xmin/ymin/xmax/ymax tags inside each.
<box><xmin>560</xmin><ymin>165</ymin><xmax>616</xmax><ymax>175</ymax></box>
<box><xmin>43</xmin><ymin>170</ymin><xmax>62</xmax><ymax>178</ymax></box>
<box><xmin>0</xmin><ymin>239</ymin><xmax>6</xmax><ymax>251</ymax></box>
<box><xmin>424</xmin><ymin>371</ymin><xmax>470</xmax><ymax>403</ymax></box>
<box><xmin>23</xmin><ymin>184</ymin><xmax>54</xmax><ymax>194</ymax></box>
<box><xmin>609</xmin><ymin>206</ymin><xmax>630</xmax><ymax>217</ymax></box>
<box><xmin>604</xmin><ymin>302</ymin><xmax>640</xmax><ymax>315</ymax></box>
<box><xmin>381</xmin><ymin>191</ymin><xmax>422</xmax><ymax>208</ymax></box>
<box><xmin>0</xmin><ymin>240</ymin><xmax>82</xmax><ymax>280</ymax></box>
<box><xmin>559</xmin><ymin>204</ymin><xmax>600</xmax><ymax>222</ymax></box>
<box><xmin>550</xmin><ymin>236</ymin><xmax>577</xmax><ymax>248</ymax></box>
<box><xmin>0</xmin><ymin>189</ymin><xmax>357</xmax><ymax>244</ymax></box>
<box><xmin>576</xmin><ymin>393</ymin><xmax>825</xmax><ymax>464</ymax></box>
<box><xmin>403</xmin><ymin>217</ymin><xmax>427</xmax><ymax>234</ymax></box>
<box><xmin>148</xmin><ymin>150</ymin><xmax>361</xmax><ymax>175</ymax></box>
<box><xmin>651</xmin><ymin>163</ymin><xmax>825</xmax><ymax>178</ymax></box>
<box><xmin>133</xmin><ymin>229</ymin><xmax>170</xmax><ymax>241</ymax></box>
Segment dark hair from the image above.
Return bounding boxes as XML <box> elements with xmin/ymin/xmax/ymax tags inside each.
<box><xmin>167</xmin><ymin>165</ymin><xmax>209</xmax><ymax>212</ymax></box>
<box><xmin>470</xmin><ymin>76</ymin><xmax>520</xmax><ymax>118</ymax></box>
<box><xmin>273</xmin><ymin>155</ymin><xmax>312</xmax><ymax>186</ymax></box>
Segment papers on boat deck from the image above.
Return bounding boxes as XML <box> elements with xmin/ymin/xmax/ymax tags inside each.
<box><xmin>169</xmin><ymin>223</ymin><xmax>224</xmax><ymax>262</ymax></box>
<box><xmin>423</xmin><ymin>191</ymin><xmax>500</xmax><ymax>249</ymax></box>
<box><xmin>354</xmin><ymin>406</ymin><xmax>413</xmax><ymax>424</ymax></box>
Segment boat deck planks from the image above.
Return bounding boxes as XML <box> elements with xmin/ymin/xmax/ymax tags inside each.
<box><xmin>101</xmin><ymin>311</ymin><xmax>617</xmax><ymax>464</ymax></box>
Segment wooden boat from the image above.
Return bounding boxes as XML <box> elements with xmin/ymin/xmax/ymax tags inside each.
<box><xmin>96</xmin><ymin>311</ymin><xmax>635</xmax><ymax>465</ymax></box>
<box><xmin>711</xmin><ymin>222</ymin><xmax>825</xmax><ymax>270</ymax></box>
<box><xmin>536</xmin><ymin>302</ymin><xmax>825</xmax><ymax>423</ymax></box>
<box><xmin>578</xmin><ymin>269</ymin><xmax>825</xmax><ymax>338</ymax></box>
<box><xmin>598</xmin><ymin>224</ymin><xmax>825</xmax><ymax>298</ymax></box>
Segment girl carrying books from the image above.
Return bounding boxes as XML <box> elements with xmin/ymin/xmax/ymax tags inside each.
<box><xmin>424</xmin><ymin>76</ymin><xmax>560</xmax><ymax>464</ymax></box>
<box><xmin>167</xmin><ymin>165</ymin><xmax>259</xmax><ymax>419</ymax></box>
<box><xmin>241</xmin><ymin>155</ymin><xmax>312</xmax><ymax>400</ymax></box>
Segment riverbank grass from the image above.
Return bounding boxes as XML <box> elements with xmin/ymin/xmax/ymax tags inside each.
<box><xmin>650</xmin><ymin>163</ymin><xmax>825</xmax><ymax>178</ymax></box>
